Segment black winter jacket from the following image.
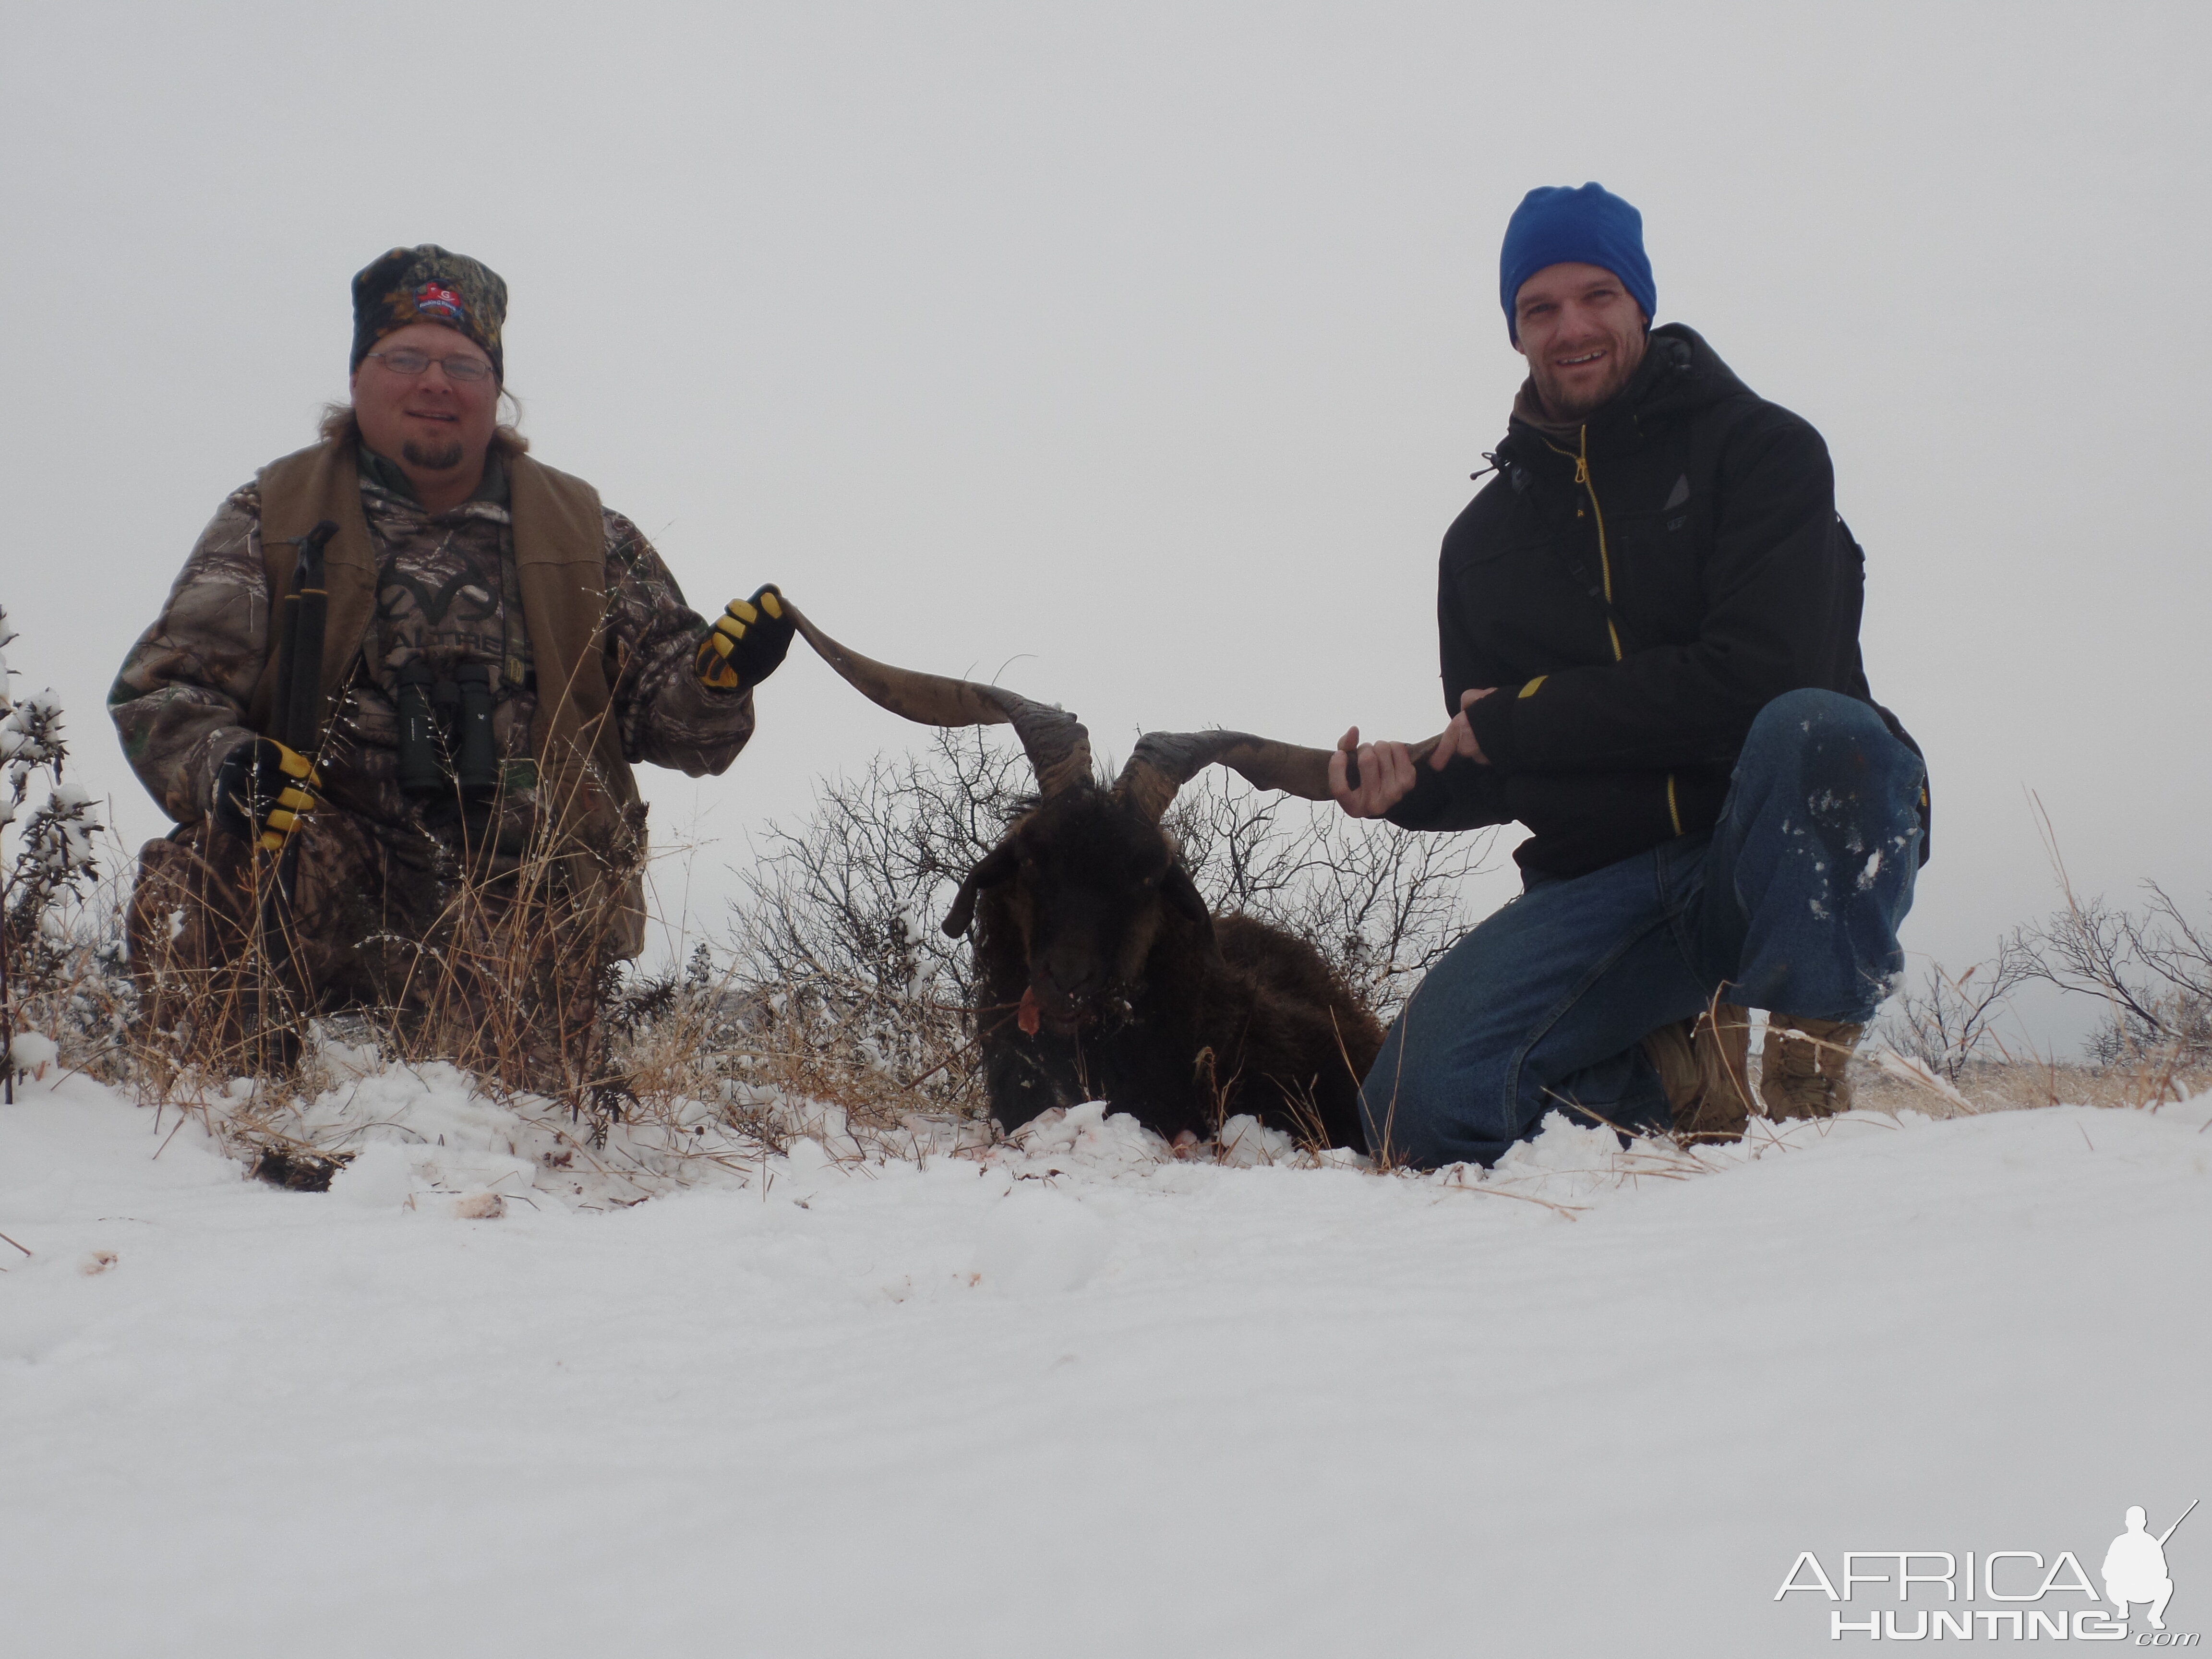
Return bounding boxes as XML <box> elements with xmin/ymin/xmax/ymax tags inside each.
<box><xmin>1386</xmin><ymin>323</ymin><xmax>1920</xmax><ymax>879</ymax></box>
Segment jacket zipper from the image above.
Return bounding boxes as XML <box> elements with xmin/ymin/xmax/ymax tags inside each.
<box><xmin>1563</xmin><ymin>426</ymin><xmax>1684</xmax><ymax>837</ymax></box>
<box><xmin>1571</xmin><ymin>428</ymin><xmax>1624</xmax><ymax>663</ymax></box>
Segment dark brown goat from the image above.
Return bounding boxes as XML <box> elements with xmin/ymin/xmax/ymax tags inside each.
<box><xmin>786</xmin><ymin>606</ymin><xmax>1404</xmax><ymax>1151</ymax></box>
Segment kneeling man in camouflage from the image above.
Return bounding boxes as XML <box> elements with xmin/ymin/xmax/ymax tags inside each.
<box><xmin>113</xmin><ymin>244</ymin><xmax>792</xmax><ymax>1088</ymax></box>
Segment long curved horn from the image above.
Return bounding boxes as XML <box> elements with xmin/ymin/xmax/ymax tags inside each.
<box><xmin>1114</xmin><ymin>729</ymin><xmax>1445</xmax><ymax>823</ymax></box>
<box><xmin>783</xmin><ymin>601</ymin><xmax>1093</xmax><ymax>795</ymax></box>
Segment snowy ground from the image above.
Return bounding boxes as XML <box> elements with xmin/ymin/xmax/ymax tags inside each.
<box><xmin>3</xmin><ymin>1069</ymin><xmax>2206</xmax><ymax>1657</ymax></box>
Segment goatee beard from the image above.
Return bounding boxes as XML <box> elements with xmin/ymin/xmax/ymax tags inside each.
<box><xmin>402</xmin><ymin>437</ymin><xmax>466</xmax><ymax>472</ymax></box>
<box><xmin>1538</xmin><ymin>369</ymin><xmax>1624</xmax><ymax>421</ymax></box>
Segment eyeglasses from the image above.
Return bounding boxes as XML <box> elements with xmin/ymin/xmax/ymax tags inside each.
<box><xmin>366</xmin><ymin>348</ymin><xmax>495</xmax><ymax>384</ymax></box>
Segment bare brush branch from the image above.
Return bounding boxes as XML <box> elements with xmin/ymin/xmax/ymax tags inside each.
<box><xmin>724</xmin><ymin>730</ymin><xmax>1017</xmax><ymax>1112</ymax></box>
<box><xmin>2133</xmin><ymin>881</ymin><xmax>2212</xmax><ymax>1001</ymax></box>
<box><xmin>1877</xmin><ymin>943</ymin><xmax>2030</xmax><ymax>1082</ymax></box>
<box><xmin>2008</xmin><ymin>884</ymin><xmax>2212</xmax><ymax>1068</ymax></box>
<box><xmin>1167</xmin><ymin>772</ymin><xmax>1496</xmax><ymax>1021</ymax></box>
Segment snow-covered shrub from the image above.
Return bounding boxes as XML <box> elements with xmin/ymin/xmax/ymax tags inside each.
<box><xmin>596</xmin><ymin>940</ymin><xmax>777</xmax><ymax>1136</ymax></box>
<box><xmin>1</xmin><ymin>602</ymin><xmax>129</xmax><ymax>1099</ymax></box>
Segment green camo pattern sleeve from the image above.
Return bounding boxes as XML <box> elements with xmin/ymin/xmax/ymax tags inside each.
<box><xmin>109</xmin><ymin>485</ymin><xmax>270</xmax><ymax>824</ymax></box>
<box><xmin>600</xmin><ymin>508</ymin><xmax>757</xmax><ymax>778</ymax></box>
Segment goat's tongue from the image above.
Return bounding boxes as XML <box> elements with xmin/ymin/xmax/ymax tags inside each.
<box><xmin>1017</xmin><ymin>987</ymin><xmax>1042</xmax><ymax>1036</ymax></box>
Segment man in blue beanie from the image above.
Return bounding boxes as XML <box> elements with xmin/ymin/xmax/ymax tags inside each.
<box><xmin>1328</xmin><ymin>182</ymin><xmax>1928</xmax><ymax>1166</ymax></box>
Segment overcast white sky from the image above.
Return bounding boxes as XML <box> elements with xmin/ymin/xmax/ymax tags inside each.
<box><xmin>5</xmin><ymin>1</ymin><xmax>2207</xmax><ymax>1050</ymax></box>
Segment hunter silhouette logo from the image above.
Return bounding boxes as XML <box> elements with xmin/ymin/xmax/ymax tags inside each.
<box><xmin>1777</xmin><ymin>1497</ymin><xmax>2200</xmax><ymax>1642</ymax></box>
<box><xmin>2107</xmin><ymin>1501</ymin><xmax>2195</xmax><ymax>1632</ymax></box>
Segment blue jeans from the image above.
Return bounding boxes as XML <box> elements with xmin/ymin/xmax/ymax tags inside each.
<box><xmin>1359</xmin><ymin>690</ymin><xmax>1925</xmax><ymax>1168</ymax></box>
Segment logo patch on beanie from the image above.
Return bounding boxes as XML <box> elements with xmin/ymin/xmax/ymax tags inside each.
<box><xmin>413</xmin><ymin>282</ymin><xmax>466</xmax><ymax>322</ymax></box>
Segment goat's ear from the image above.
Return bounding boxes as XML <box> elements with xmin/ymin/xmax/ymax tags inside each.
<box><xmin>943</xmin><ymin>842</ymin><xmax>1019</xmax><ymax>938</ymax></box>
<box><xmin>1162</xmin><ymin>864</ymin><xmax>1212</xmax><ymax>929</ymax></box>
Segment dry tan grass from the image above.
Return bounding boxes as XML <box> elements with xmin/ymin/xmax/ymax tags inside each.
<box><xmin>36</xmin><ymin>786</ymin><xmax>2209</xmax><ymax>1190</ymax></box>
<box><xmin>1844</xmin><ymin>1051</ymin><xmax>2210</xmax><ymax>1118</ymax></box>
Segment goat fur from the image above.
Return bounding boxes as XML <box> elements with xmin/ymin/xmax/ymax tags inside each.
<box><xmin>959</xmin><ymin>785</ymin><xmax>1383</xmax><ymax>1149</ymax></box>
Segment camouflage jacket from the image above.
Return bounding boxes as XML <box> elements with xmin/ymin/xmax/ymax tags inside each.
<box><xmin>112</xmin><ymin>448</ymin><xmax>755</xmax><ymax>832</ymax></box>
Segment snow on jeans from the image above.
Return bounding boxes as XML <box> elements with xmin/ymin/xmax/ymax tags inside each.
<box><xmin>1358</xmin><ymin>689</ymin><xmax>1925</xmax><ymax>1169</ymax></box>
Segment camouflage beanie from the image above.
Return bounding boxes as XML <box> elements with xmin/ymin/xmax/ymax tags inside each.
<box><xmin>349</xmin><ymin>244</ymin><xmax>507</xmax><ymax>381</ymax></box>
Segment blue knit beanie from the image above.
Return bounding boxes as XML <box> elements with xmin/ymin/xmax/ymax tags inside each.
<box><xmin>1498</xmin><ymin>182</ymin><xmax>1656</xmax><ymax>343</ymax></box>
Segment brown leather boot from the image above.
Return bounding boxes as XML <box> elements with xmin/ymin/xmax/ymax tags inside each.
<box><xmin>1759</xmin><ymin>1016</ymin><xmax>1864</xmax><ymax>1119</ymax></box>
<box><xmin>1641</xmin><ymin>1003</ymin><xmax>1757</xmax><ymax>1142</ymax></box>
<box><xmin>1691</xmin><ymin>1003</ymin><xmax>1756</xmax><ymax>1139</ymax></box>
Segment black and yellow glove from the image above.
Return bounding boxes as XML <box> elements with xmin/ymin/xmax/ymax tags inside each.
<box><xmin>212</xmin><ymin>738</ymin><xmax>320</xmax><ymax>854</ymax></box>
<box><xmin>697</xmin><ymin>584</ymin><xmax>794</xmax><ymax>692</ymax></box>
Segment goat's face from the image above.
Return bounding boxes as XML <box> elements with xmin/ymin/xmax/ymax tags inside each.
<box><xmin>951</xmin><ymin>787</ymin><xmax>1212</xmax><ymax>1030</ymax></box>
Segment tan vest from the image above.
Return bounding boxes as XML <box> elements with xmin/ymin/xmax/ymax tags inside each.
<box><xmin>252</xmin><ymin>440</ymin><xmax>647</xmax><ymax>957</ymax></box>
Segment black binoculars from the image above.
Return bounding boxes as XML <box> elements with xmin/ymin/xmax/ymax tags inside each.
<box><xmin>396</xmin><ymin>661</ymin><xmax>499</xmax><ymax>802</ymax></box>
